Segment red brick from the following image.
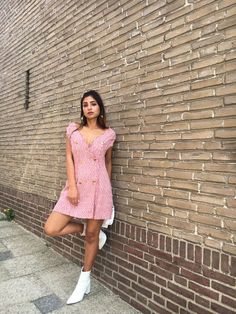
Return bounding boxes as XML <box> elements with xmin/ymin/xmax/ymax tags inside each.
<box><xmin>166</xmin><ymin>236</ymin><xmax>172</xmax><ymax>252</ymax></box>
<box><xmin>150</xmin><ymin>264</ymin><xmax>173</xmax><ymax>280</ymax></box>
<box><xmin>181</xmin><ymin>268</ymin><xmax>210</xmax><ymax>286</ymax></box>
<box><xmin>152</xmin><ymin>232</ymin><xmax>159</xmax><ymax>248</ymax></box>
<box><xmin>120</xmin><ymin>222</ymin><xmax>125</xmax><ymax>236</ymax></box>
<box><xmin>167</xmin><ymin>300</ymin><xmax>179</xmax><ymax>313</ymax></box>
<box><xmin>174</xmin><ymin>274</ymin><xmax>187</xmax><ymax>287</ymax></box>
<box><xmin>153</xmin><ymin>293</ymin><xmax>165</xmax><ymax>306</ymax></box>
<box><xmin>100</xmin><ymin>274</ymin><xmax>117</xmax><ymax>287</ymax></box>
<box><xmin>195</xmin><ymin>295</ymin><xmax>210</xmax><ymax>308</ymax></box>
<box><xmin>131</xmin><ymin>299</ymin><xmax>151</xmax><ymax>314</ymax></box>
<box><xmin>119</xmin><ymin>267</ymin><xmax>137</xmax><ymax>282</ymax></box>
<box><xmin>129</xmin><ymin>255</ymin><xmax>148</xmax><ymax>269</ymax></box>
<box><xmin>113</xmin><ymin>287</ymin><xmax>131</xmax><ymax>304</ymax></box>
<box><xmin>104</xmin><ymin>268</ymin><xmax>112</xmax><ymax>277</ymax></box>
<box><xmin>211</xmin><ymin>302</ymin><xmax>235</xmax><ymax>314</ymax></box>
<box><xmin>161</xmin><ymin>288</ymin><xmax>187</xmax><ymax>307</ymax></box>
<box><xmin>203</xmin><ymin>248</ymin><xmax>211</xmax><ymax>267</ymax></box>
<box><xmin>110</xmin><ymin>246</ymin><xmax>128</xmax><ymax>259</ymax></box>
<box><xmin>168</xmin><ymin>282</ymin><xmax>194</xmax><ymax>300</ymax></box>
<box><xmin>104</xmin><ymin>260</ymin><xmax>119</xmax><ymax>272</ymax></box>
<box><xmin>112</xmin><ymin>233</ymin><xmax>129</xmax><ymax>245</ymax></box>
<box><xmin>156</xmin><ymin>250</ymin><xmax>173</xmax><ymax>262</ymax></box>
<box><xmin>132</xmin><ymin>282</ymin><xmax>152</xmax><ymax>298</ymax></box>
<box><xmin>180</xmin><ymin>241</ymin><xmax>186</xmax><ymax>258</ymax></box>
<box><xmin>137</xmin><ymin>293</ymin><xmax>147</xmax><ymax>306</ymax></box>
<box><xmin>113</xmin><ymin>273</ymin><xmax>130</xmax><ymax>286</ymax></box>
<box><xmin>160</xmin><ymin>234</ymin><xmax>165</xmax><ymax>250</ymax></box>
<box><xmin>195</xmin><ymin>246</ymin><xmax>202</xmax><ymax>264</ymax></box>
<box><xmin>189</xmin><ymin>282</ymin><xmax>219</xmax><ymax>300</ymax></box>
<box><xmin>211</xmin><ymin>281</ymin><xmax>236</xmax><ymax>298</ymax></box>
<box><xmin>173</xmin><ymin>238</ymin><xmax>179</xmax><ymax>255</ymax></box>
<box><xmin>189</xmin><ymin>302</ymin><xmax>213</xmax><ymax>314</ymax></box>
<box><xmin>147</xmin><ymin>231</ymin><xmax>153</xmax><ymax>246</ymax></box>
<box><xmin>231</xmin><ymin>257</ymin><xmax>236</xmax><ymax>276</ymax></box>
<box><xmin>173</xmin><ymin>256</ymin><xmax>201</xmax><ymax>273</ymax></box>
<box><xmin>203</xmin><ymin>266</ymin><xmax>235</xmax><ymax>286</ymax></box>
<box><xmin>144</xmin><ymin>253</ymin><xmax>155</xmax><ymax>264</ymax></box>
<box><xmin>155</xmin><ymin>275</ymin><xmax>167</xmax><ymax>288</ymax></box>
<box><xmin>222</xmin><ymin>295</ymin><xmax>236</xmax><ymax>309</ymax></box>
<box><xmin>124</xmin><ymin>245</ymin><xmax>143</xmax><ymax>258</ymax></box>
<box><xmin>221</xmin><ymin>254</ymin><xmax>230</xmax><ymax>273</ymax></box>
<box><xmin>141</xmin><ymin>229</ymin><xmax>147</xmax><ymax>243</ymax></box>
<box><xmin>115</xmin><ymin>256</ymin><xmax>133</xmax><ymax>270</ymax></box>
<box><xmin>138</xmin><ymin>277</ymin><xmax>160</xmax><ymax>293</ymax></box>
<box><xmin>134</xmin><ymin>265</ymin><xmax>155</xmax><ymax>281</ymax></box>
<box><xmin>187</xmin><ymin>243</ymin><xmax>194</xmax><ymax>261</ymax></box>
<box><xmin>156</xmin><ymin>257</ymin><xmax>180</xmax><ymax>275</ymax></box>
<box><xmin>125</xmin><ymin>224</ymin><xmax>131</xmax><ymax>238</ymax></box>
<box><xmin>148</xmin><ymin>301</ymin><xmax>171</xmax><ymax>314</ymax></box>
<box><xmin>212</xmin><ymin>251</ymin><xmax>220</xmax><ymax>270</ymax></box>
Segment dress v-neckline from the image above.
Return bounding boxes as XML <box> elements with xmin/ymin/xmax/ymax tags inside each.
<box><xmin>77</xmin><ymin>128</ymin><xmax>109</xmax><ymax>147</ymax></box>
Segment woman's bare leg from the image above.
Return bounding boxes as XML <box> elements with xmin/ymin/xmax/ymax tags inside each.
<box><xmin>44</xmin><ymin>212</ymin><xmax>84</xmax><ymax>237</ymax></box>
<box><xmin>83</xmin><ymin>219</ymin><xmax>104</xmax><ymax>271</ymax></box>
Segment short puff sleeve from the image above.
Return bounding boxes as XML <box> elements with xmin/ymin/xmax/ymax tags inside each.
<box><xmin>66</xmin><ymin>122</ymin><xmax>78</xmax><ymax>139</ymax></box>
<box><xmin>104</xmin><ymin>128</ymin><xmax>116</xmax><ymax>151</ymax></box>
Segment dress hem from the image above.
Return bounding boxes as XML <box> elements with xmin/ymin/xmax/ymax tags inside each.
<box><xmin>52</xmin><ymin>209</ymin><xmax>112</xmax><ymax>220</ymax></box>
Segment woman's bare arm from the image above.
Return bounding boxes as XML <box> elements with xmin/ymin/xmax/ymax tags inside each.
<box><xmin>66</xmin><ymin>137</ymin><xmax>77</xmax><ymax>188</ymax></box>
<box><xmin>105</xmin><ymin>147</ymin><xmax>113</xmax><ymax>181</ymax></box>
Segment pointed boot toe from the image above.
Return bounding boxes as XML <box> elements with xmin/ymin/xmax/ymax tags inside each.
<box><xmin>66</xmin><ymin>267</ymin><xmax>91</xmax><ymax>305</ymax></box>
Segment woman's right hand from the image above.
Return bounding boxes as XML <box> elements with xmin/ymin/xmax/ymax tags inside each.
<box><xmin>67</xmin><ymin>186</ymin><xmax>80</xmax><ymax>206</ymax></box>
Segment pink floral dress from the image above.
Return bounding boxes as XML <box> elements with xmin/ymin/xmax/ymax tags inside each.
<box><xmin>52</xmin><ymin>122</ymin><xmax>116</xmax><ymax>222</ymax></box>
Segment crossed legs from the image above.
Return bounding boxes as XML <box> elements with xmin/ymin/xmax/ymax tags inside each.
<box><xmin>44</xmin><ymin>212</ymin><xmax>103</xmax><ymax>270</ymax></box>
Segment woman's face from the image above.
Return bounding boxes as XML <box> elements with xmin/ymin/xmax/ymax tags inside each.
<box><xmin>82</xmin><ymin>96</ymin><xmax>100</xmax><ymax>120</ymax></box>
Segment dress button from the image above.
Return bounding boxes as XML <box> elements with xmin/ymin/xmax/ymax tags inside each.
<box><xmin>94</xmin><ymin>158</ymin><xmax>96</xmax><ymax>161</ymax></box>
<box><xmin>92</xmin><ymin>180</ymin><xmax>96</xmax><ymax>183</ymax></box>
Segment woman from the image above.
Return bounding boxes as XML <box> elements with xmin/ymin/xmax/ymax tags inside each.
<box><xmin>44</xmin><ymin>90</ymin><xmax>116</xmax><ymax>305</ymax></box>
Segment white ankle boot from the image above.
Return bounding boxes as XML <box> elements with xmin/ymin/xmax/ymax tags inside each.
<box><xmin>66</xmin><ymin>267</ymin><xmax>91</xmax><ymax>305</ymax></box>
<box><xmin>98</xmin><ymin>229</ymin><xmax>107</xmax><ymax>250</ymax></box>
<box><xmin>81</xmin><ymin>223</ymin><xmax>107</xmax><ymax>250</ymax></box>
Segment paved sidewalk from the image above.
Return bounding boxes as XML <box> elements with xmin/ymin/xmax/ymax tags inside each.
<box><xmin>0</xmin><ymin>218</ymin><xmax>140</xmax><ymax>314</ymax></box>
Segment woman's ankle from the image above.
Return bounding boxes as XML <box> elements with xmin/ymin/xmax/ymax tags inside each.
<box><xmin>82</xmin><ymin>266</ymin><xmax>92</xmax><ymax>272</ymax></box>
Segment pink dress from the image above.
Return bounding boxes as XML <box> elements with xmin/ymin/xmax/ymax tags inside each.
<box><xmin>52</xmin><ymin>122</ymin><xmax>116</xmax><ymax>221</ymax></box>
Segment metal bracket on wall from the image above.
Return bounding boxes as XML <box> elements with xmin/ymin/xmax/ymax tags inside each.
<box><xmin>24</xmin><ymin>69</ymin><xmax>30</xmax><ymax>110</ymax></box>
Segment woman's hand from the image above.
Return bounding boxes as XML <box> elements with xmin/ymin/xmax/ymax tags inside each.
<box><xmin>67</xmin><ymin>186</ymin><xmax>80</xmax><ymax>206</ymax></box>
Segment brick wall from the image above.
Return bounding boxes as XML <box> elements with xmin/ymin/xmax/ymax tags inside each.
<box><xmin>0</xmin><ymin>0</ymin><xmax>236</xmax><ymax>313</ymax></box>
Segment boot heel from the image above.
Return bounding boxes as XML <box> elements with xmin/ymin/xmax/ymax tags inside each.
<box><xmin>85</xmin><ymin>283</ymin><xmax>90</xmax><ymax>294</ymax></box>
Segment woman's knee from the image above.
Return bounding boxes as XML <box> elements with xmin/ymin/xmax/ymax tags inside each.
<box><xmin>43</xmin><ymin>212</ymin><xmax>71</xmax><ymax>237</ymax></box>
<box><xmin>85</xmin><ymin>230</ymin><xmax>99</xmax><ymax>244</ymax></box>
<box><xmin>44</xmin><ymin>222</ymin><xmax>59</xmax><ymax>237</ymax></box>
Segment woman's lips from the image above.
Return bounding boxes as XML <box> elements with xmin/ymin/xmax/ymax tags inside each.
<box><xmin>88</xmin><ymin>112</ymin><xmax>94</xmax><ymax>115</ymax></box>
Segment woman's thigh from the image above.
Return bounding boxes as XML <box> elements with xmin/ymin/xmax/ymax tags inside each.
<box><xmin>44</xmin><ymin>211</ymin><xmax>72</xmax><ymax>235</ymax></box>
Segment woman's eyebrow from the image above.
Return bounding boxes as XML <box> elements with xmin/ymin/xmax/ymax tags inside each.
<box><xmin>83</xmin><ymin>101</ymin><xmax>96</xmax><ymax>105</ymax></box>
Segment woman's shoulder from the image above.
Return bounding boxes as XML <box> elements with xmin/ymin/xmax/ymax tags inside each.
<box><xmin>67</xmin><ymin>121</ymin><xmax>82</xmax><ymax>131</ymax></box>
<box><xmin>66</xmin><ymin>121</ymin><xmax>81</xmax><ymax>137</ymax></box>
<box><xmin>68</xmin><ymin>121</ymin><xmax>81</xmax><ymax>128</ymax></box>
<box><xmin>107</xmin><ymin>126</ymin><xmax>116</xmax><ymax>138</ymax></box>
